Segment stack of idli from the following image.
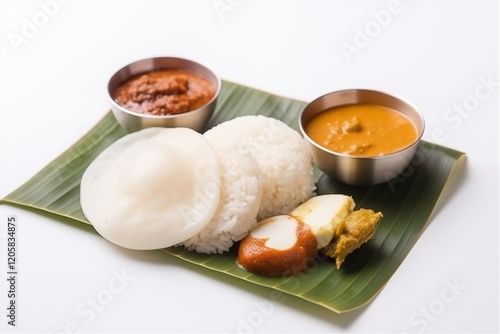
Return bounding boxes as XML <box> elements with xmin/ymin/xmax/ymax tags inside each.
<box><xmin>80</xmin><ymin>115</ymin><xmax>316</xmax><ymax>254</ymax></box>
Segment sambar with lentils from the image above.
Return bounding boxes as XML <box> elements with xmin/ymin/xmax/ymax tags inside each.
<box><xmin>304</xmin><ymin>103</ymin><xmax>418</xmax><ymax>157</ymax></box>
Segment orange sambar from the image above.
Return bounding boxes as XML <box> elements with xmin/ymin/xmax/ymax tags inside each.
<box><xmin>305</xmin><ymin>104</ymin><xmax>418</xmax><ymax>157</ymax></box>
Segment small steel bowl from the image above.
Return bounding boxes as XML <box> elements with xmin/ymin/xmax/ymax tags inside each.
<box><xmin>108</xmin><ymin>57</ymin><xmax>221</xmax><ymax>133</ymax></box>
<box><xmin>299</xmin><ymin>89</ymin><xmax>425</xmax><ymax>186</ymax></box>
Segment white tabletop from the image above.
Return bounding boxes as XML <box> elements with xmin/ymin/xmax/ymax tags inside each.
<box><xmin>0</xmin><ymin>1</ymin><xmax>498</xmax><ymax>333</ymax></box>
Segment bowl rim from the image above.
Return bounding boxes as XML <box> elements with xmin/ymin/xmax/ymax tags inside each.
<box><xmin>107</xmin><ymin>56</ymin><xmax>222</xmax><ymax>119</ymax></box>
<box><xmin>299</xmin><ymin>88</ymin><xmax>426</xmax><ymax>160</ymax></box>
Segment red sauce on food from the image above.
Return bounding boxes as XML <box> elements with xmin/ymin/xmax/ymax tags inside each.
<box><xmin>113</xmin><ymin>69</ymin><xmax>215</xmax><ymax>116</ymax></box>
<box><xmin>237</xmin><ymin>219</ymin><xmax>318</xmax><ymax>276</ymax></box>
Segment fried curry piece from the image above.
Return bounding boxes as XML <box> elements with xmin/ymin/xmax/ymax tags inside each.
<box><xmin>322</xmin><ymin>209</ymin><xmax>382</xmax><ymax>269</ymax></box>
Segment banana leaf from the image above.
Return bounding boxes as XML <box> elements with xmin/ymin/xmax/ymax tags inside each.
<box><xmin>0</xmin><ymin>81</ymin><xmax>466</xmax><ymax>313</ymax></box>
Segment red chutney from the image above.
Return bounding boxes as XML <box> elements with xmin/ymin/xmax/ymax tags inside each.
<box><xmin>113</xmin><ymin>69</ymin><xmax>215</xmax><ymax>116</ymax></box>
<box><xmin>237</xmin><ymin>218</ymin><xmax>318</xmax><ymax>276</ymax></box>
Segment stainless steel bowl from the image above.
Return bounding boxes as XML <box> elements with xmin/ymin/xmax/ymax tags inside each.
<box><xmin>108</xmin><ymin>57</ymin><xmax>221</xmax><ymax>133</ymax></box>
<box><xmin>299</xmin><ymin>89</ymin><xmax>425</xmax><ymax>186</ymax></box>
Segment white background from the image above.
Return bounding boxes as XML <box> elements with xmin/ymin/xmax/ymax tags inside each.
<box><xmin>0</xmin><ymin>0</ymin><xmax>498</xmax><ymax>333</ymax></box>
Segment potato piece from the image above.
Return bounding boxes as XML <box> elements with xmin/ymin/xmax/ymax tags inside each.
<box><xmin>322</xmin><ymin>209</ymin><xmax>382</xmax><ymax>269</ymax></box>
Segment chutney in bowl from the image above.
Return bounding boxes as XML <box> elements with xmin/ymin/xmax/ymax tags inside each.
<box><xmin>304</xmin><ymin>103</ymin><xmax>418</xmax><ymax>157</ymax></box>
<box><xmin>108</xmin><ymin>57</ymin><xmax>221</xmax><ymax>133</ymax></box>
<box><xmin>299</xmin><ymin>89</ymin><xmax>425</xmax><ymax>186</ymax></box>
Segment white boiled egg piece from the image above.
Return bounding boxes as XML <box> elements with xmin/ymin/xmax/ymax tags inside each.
<box><xmin>250</xmin><ymin>215</ymin><xmax>299</xmax><ymax>250</ymax></box>
<box><xmin>291</xmin><ymin>194</ymin><xmax>355</xmax><ymax>248</ymax></box>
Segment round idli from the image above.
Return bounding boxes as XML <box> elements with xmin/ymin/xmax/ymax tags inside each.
<box><xmin>206</xmin><ymin>115</ymin><xmax>316</xmax><ymax>219</ymax></box>
<box><xmin>80</xmin><ymin>127</ymin><xmax>221</xmax><ymax>250</ymax></box>
<box><xmin>180</xmin><ymin>129</ymin><xmax>263</xmax><ymax>254</ymax></box>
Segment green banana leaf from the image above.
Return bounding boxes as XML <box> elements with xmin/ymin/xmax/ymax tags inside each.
<box><xmin>0</xmin><ymin>81</ymin><xmax>466</xmax><ymax>313</ymax></box>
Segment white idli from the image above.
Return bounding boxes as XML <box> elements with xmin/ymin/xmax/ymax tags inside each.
<box><xmin>80</xmin><ymin>127</ymin><xmax>221</xmax><ymax>250</ymax></box>
<box><xmin>205</xmin><ymin>115</ymin><xmax>316</xmax><ymax>219</ymax></box>
<box><xmin>180</xmin><ymin>129</ymin><xmax>263</xmax><ymax>254</ymax></box>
